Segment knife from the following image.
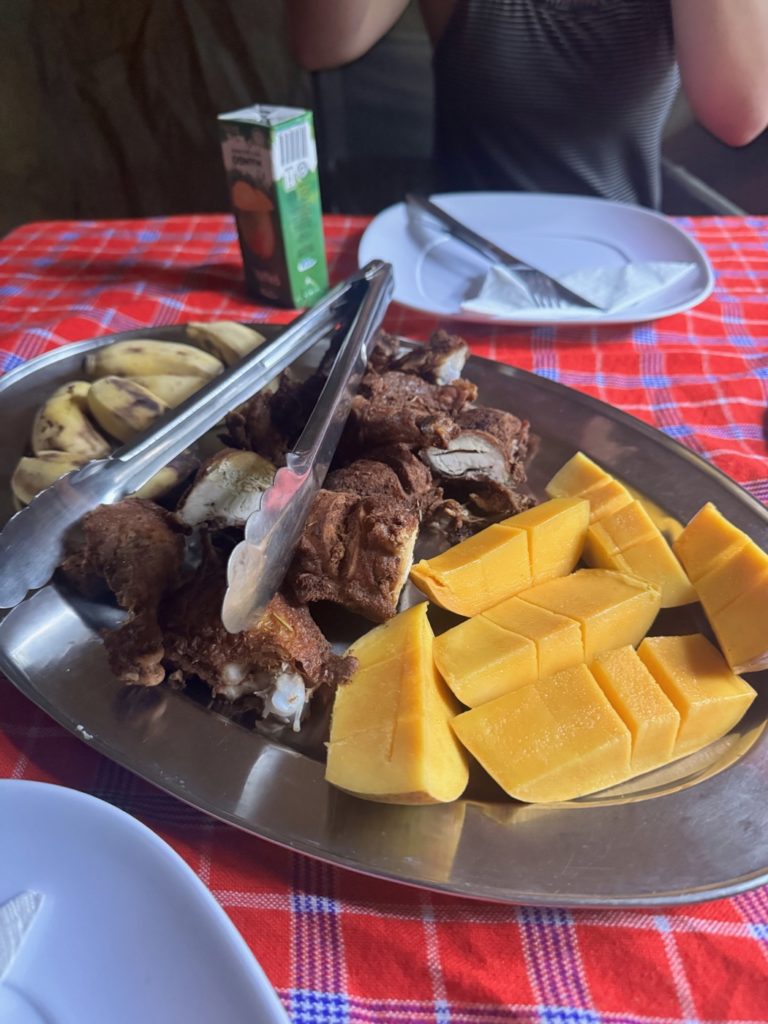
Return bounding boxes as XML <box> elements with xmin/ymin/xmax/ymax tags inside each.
<box><xmin>405</xmin><ymin>193</ymin><xmax>610</xmax><ymax>311</ymax></box>
<box><xmin>221</xmin><ymin>259</ymin><xmax>394</xmax><ymax>633</ymax></box>
<box><xmin>0</xmin><ymin>264</ymin><xmax>384</xmax><ymax>610</ymax></box>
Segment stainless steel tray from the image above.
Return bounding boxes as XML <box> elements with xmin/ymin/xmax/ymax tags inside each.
<box><xmin>1</xmin><ymin>326</ymin><xmax>767</xmax><ymax>908</ymax></box>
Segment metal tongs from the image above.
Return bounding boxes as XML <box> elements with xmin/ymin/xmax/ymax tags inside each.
<box><xmin>0</xmin><ymin>260</ymin><xmax>394</xmax><ymax>619</ymax></box>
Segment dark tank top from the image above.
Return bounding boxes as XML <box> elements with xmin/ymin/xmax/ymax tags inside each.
<box><xmin>431</xmin><ymin>0</ymin><xmax>679</xmax><ymax>207</ymax></box>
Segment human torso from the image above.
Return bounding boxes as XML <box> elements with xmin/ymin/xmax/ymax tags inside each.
<box><xmin>424</xmin><ymin>0</ymin><xmax>678</xmax><ymax>207</ymax></box>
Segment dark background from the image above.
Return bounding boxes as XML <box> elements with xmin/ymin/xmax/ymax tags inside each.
<box><xmin>1</xmin><ymin>0</ymin><xmax>765</xmax><ymax>236</ymax></box>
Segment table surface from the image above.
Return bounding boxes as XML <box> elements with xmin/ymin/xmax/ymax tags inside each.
<box><xmin>1</xmin><ymin>213</ymin><xmax>767</xmax><ymax>1023</ymax></box>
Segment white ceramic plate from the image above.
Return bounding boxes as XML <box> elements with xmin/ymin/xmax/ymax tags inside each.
<box><xmin>358</xmin><ymin>192</ymin><xmax>715</xmax><ymax>324</ymax></box>
<box><xmin>0</xmin><ymin>780</ymin><xmax>289</xmax><ymax>1024</ymax></box>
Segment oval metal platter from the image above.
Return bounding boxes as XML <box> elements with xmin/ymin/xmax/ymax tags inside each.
<box><xmin>1</xmin><ymin>326</ymin><xmax>767</xmax><ymax>907</ymax></box>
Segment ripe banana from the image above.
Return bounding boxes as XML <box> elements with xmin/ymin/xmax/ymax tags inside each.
<box><xmin>128</xmin><ymin>374</ymin><xmax>203</xmax><ymax>407</ymax></box>
<box><xmin>186</xmin><ymin>321</ymin><xmax>266</xmax><ymax>367</ymax></box>
<box><xmin>85</xmin><ymin>340</ymin><xmax>223</xmax><ymax>380</ymax></box>
<box><xmin>87</xmin><ymin>376</ymin><xmax>169</xmax><ymax>443</ymax></box>
<box><xmin>11</xmin><ymin>451</ymin><xmax>89</xmax><ymax>505</ymax></box>
<box><xmin>31</xmin><ymin>381</ymin><xmax>113</xmax><ymax>459</ymax></box>
<box><xmin>135</xmin><ymin>451</ymin><xmax>200</xmax><ymax>502</ymax></box>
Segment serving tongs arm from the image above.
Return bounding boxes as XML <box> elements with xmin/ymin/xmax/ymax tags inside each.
<box><xmin>222</xmin><ymin>259</ymin><xmax>394</xmax><ymax>633</ymax></box>
<box><xmin>0</xmin><ymin>262</ymin><xmax>388</xmax><ymax>610</ymax></box>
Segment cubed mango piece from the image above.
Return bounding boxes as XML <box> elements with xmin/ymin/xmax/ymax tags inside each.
<box><xmin>672</xmin><ymin>502</ymin><xmax>768</xmax><ymax>672</ymax></box>
<box><xmin>637</xmin><ymin>634</ymin><xmax>756</xmax><ymax>757</ymax></box>
<box><xmin>409</xmin><ymin>524</ymin><xmax>531</xmax><ymax>617</ymax></box>
<box><xmin>590</xmin><ymin>646</ymin><xmax>680</xmax><ymax>774</ymax></box>
<box><xmin>583</xmin><ymin>500</ymin><xmax>695</xmax><ymax>607</ymax></box>
<box><xmin>326</xmin><ymin>603</ymin><xmax>469</xmax><ymax>803</ymax></box>
<box><xmin>545</xmin><ymin>452</ymin><xmax>633</xmax><ymax>523</ymax></box>
<box><xmin>500</xmin><ymin>497</ymin><xmax>589</xmax><ymax>583</ymax></box>
<box><xmin>519</xmin><ymin>568</ymin><xmax>661</xmax><ymax>662</ymax></box>
<box><xmin>433</xmin><ymin>615</ymin><xmax>537</xmax><ymax>708</ymax></box>
<box><xmin>452</xmin><ymin>664</ymin><xmax>632</xmax><ymax>803</ymax></box>
<box><xmin>672</xmin><ymin>502</ymin><xmax>750</xmax><ymax>582</ymax></box>
<box><xmin>707</xmin><ymin>572</ymin><xmax>768</xmax><ymax>674</ymax></box>
<box><xmin>695</xmin><ymin>538</ymin><xmax>768</xmax><ymax>617</ymax></box>
<box><xmin>484</xmin><ymin>596</ymin><xmax>584</xmax><ymax>679</ymax></box>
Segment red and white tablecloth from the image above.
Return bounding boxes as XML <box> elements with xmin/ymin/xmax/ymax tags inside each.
<box><xmin>1</xmin><ymin>213</ymin><xmax>767</xmax><ymax>1023</ymax></box>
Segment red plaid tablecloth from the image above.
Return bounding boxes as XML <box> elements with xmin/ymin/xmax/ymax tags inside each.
<box><xmin>1</xmin><ymin>213</ymin><xmax>767</xmax><ymax>1023</ymax></box>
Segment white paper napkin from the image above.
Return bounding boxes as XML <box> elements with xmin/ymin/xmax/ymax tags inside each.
<box><xmin>461</xmin><ymin>260</ymin><xmax>697</xmax><ymax>318</ymax></box>
<box><xmin>0</xmin><ymin>891</ymin><xmax>43</xmax><ymax>982</ymax></box>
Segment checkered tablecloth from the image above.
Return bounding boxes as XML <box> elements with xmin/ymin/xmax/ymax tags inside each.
<box><xmin>1</xmin><ymin>213</ymin><xmax>767</xmax><ymax>1023</ymax></box>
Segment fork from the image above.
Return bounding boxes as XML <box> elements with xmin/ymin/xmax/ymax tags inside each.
<box><xmin>405</xmin><ymin>193</ymin><xmax>609</xmax><ymax>311</ymax></box>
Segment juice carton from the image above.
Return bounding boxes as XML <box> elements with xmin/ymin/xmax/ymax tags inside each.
<box><xmin>218</xmin><ymin>104</ymin><xmax>329</xmax><ymax>307</ymax></box>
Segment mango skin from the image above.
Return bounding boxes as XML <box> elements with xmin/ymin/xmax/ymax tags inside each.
<box><xmin>673</xmin><ymin>502</ymin><xmax>768</xmax><ymax>673</ymax></box>
<box><xmin>326</xmin><ymin>603</ymin><xmax>469</xmax><ymax>804</ymax></box>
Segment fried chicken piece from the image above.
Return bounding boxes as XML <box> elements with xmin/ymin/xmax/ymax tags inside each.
<box><xmin>161</xmin><ymin>555</ymin><xmax>354</xmax><ymax>727</ymax></box>
<box><xmin>344</xmin><ymin>371</ymin><xmax>477</xmax><ymax>452</ymax></box>
<box><xmin>327</xmin><ymin>444</ymin><xmax>441</xmax><ymax>519</ymax></box>
<box><xmin>60</xmin><ymin>498</ymin><xmax>187</xmax><ymax>686</ymax></box>
<box><xmin>288</xmin><ymin>489</ymin><xmax>420</xmax><ymax>622</ymax></box>
<box><xmin>368</xmin><ymin>329</ymin><xmax>469</xmax><ymax>384</ymax></box>
<box><xmin>224</xmin><ymin>370</ymin><xmax>322</xmax><ymax>466</ymax></box>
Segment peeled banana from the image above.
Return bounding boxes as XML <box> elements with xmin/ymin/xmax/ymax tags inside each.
<box><xmin>11</xmin><ymin>451</ymin><xmax>89</xmax><ymax>505</ymax></box>
<box><xmin>136</xmin><ymin>451</ymin><xmax>200</xmax><ymax>501</ymax></box>
<box><xmin>87</xmin><ymin>376</ymin><xmax>169</xmax><ymax>443</ymax></box>
<box><xmin>85</xmin><ymin>340</ymin><xmax>223</xmax><ymax>380</ymax></box>
<box><xmin>128</xmin><ymin>374</ymin><xmax>204</xmax><ymax>407</ymax></box>
<box><xmin>31</xmin><ymin>381</ymin><xmax>112</xmax><ymax>459</ymax></box>
<box><xmin>186</xmin><ymin>321</ymin><xmax>266</xmax><ymax>367</ymax></box>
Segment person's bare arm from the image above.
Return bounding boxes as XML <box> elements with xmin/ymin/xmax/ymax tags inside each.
<box><xmin>284</xmin><ymin>1</ymin><xmax>410</xmax><ymax>70</ymax></box>
<box><xmin>673</xmin><ymin>0</ymin><xmax>768</xmax><ymax>146</ymax></box>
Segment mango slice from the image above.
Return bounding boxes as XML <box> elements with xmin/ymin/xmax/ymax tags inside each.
<box><xmin>409</xmin><ymin>524</ymin><xmax>531</xmax><ymax>617</ymax></box>
<box><xmin>499</xmin><ymin>497</ymin><xmax>589</xmax><ymax>583</ymax></box>
<box><xmin>637</xmin><ymin>634</ymin><xmax>756</xmax><ymax>757</ymax></box>
<box><xmin>452</xmin><ymin>664</ymin><xmax>633</xmax><ymax>803</ymax></box>
<box><xmin>433</xmin><ymin>568</ymin><xmax>660</xmax><ymax>708</ymax></box>
<box><xmin>432</xmin><ymin>615</ymin><xmax>537</xmax><ymax>708</ymax></box>
<box><xmin>410</xmin><ymin>497</ymin><xmax>590</xmax><ymax>617</ymax></box>
<box><xmin>546</xmin><ymin>452</ymin><xmax>633</xmax><ymax>523</ymax></box>
<box><xmin>519</xmin><ymin>568</ymin><xmax>661</xmax><ymax>662</ymax></box>
<box><xmin>326</xmin><ymin>603</ymin><xmax>469</xmax><ymax>803</ymax></box>
<box><xmin>672</xmin><ymin>502</ymin><xmax>749</xmax><ymax>582</ymax></box>
<box><xmin>583</xmin><ymin>500</ymin><xmax>695</xmax><ymax>607</ymax></box>
<box><xmin>484</xmin><ymin>597</ymin><xmax>584</xmax><ymax>679</ymax></box>
<box><xmin>590</xmin><ymin>646</ymin><xmax>680</xmax><ymax>773</ymax></box>
<box><xmin>672</xmin><ymin>502</ymin><xmax>768</xmax><ymax>672</ymax></box>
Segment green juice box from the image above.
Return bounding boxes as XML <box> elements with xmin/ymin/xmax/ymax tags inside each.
<box><xmin>218</xmin><ymin>104</ymin><xmax>329</xmax><ymax>307</ymax></box>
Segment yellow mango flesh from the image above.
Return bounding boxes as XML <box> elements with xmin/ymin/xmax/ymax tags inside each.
<box><xmin>432</xmin><ymin>616</ymin><xmax>537</xmax><ymax>708</ymax></box>
<box><xmin>500</xmin><ymin>497</ymin><xmax>589</xmax><ymax>583</ymax></box>
<box><xmin>452</xmin><ymin>664</ymin><xmax>632</xmax><ymax>803</ymax></box>
<box><xmin>707</xmin><ymin>573</ymin><xmax>768</xmax><ymax>673</ymax></box>
<box><xmin>409</xmin><ymin>524</ymin><xmax>531</xmax><ymax>617</ymax></box>
<box><xmin>590</xmin><ymin>646</ymin><xmax>680</xmax><ymax>773</ymax></box>
<box><xmin>583</xmin><ymin>500</ymin><xmax>695</xmax><ymax>608</ymax></box>
<box><xmin>484</xmin><ymin>596</ymin><xmax>584</xmax><ymax>679</ymax></box>
<box><xmin>326</xmin><ymin>603</ymin><xmax>469</xmax><ymax>803</ymax></box>
<box><xmin>695</xmin><ymin>539</ymin><xmax>768</xmax><ymax>616</ymax></box>
<box><xmin>672</xmin><ymin>502</ymin><xmax>768</xmax><ymax>672</ymax></box>
<box><xmin>637</xmin><ymin>634</ymin><xmax>756</xmax><ymax>757</ymax></box>
<box><xmin>545</xmin><ymin>452</ymin><xmax>633</xmax><ymax>524</ymax></box>
<box><xmin>672</xmin><ymin>502</ymin><xmax>749</xmax><ymax>582</ymax></box>
<box><xmin>519</xmin><ymin>568</ymin><xmax>661</xmax><ymax>662</ymax></box>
